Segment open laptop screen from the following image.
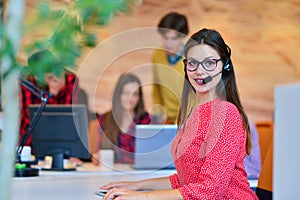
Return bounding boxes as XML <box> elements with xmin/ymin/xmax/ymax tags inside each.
<box><xmin>133</xmin><ymin>124</ymin><xmax>177</xmax><ymax>169</ymax></box>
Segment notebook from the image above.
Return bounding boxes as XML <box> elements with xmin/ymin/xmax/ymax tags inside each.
<box><xmin>133</xmin><ymin>124</ymin><xmax>177</xmax><ymax>169</ymax></box>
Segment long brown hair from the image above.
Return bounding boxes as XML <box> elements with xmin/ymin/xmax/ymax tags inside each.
<box><xmin>178</xmin><ymin>28</ymin><xmax>252</xmax><ymax>155</ymax></box>
<box><xmin>104</xmin><ymin>73</ymin><xmax>146</xmax><ymax>145</ymax></box>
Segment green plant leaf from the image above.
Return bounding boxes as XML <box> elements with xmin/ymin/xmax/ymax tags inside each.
<box><xmin>2</xmin><ymin>0</ymin><xmax>136</xmax><ymax>83</ymax></box>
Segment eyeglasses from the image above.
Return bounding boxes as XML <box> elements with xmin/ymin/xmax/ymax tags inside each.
<box><xmin>183</xmin><ymin>58</ymin><xmax>223</xmax><ymax>72</ymax></box>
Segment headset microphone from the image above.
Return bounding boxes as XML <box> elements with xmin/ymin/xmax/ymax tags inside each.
<box><xmin>202</xmin><ymin>58</ymin><xmax>231</xmax><ymax>84</ymax></box>
<box><xmin>202</xmin><ymin>71</ymin><xmax>222</xmax><ymax>84</ymax></box>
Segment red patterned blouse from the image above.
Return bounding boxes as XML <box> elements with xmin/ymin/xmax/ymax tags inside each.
<box><xmin>170</xmin><ymin>98</ymin><xmax>258</xmax><ymax>199</ymax></box>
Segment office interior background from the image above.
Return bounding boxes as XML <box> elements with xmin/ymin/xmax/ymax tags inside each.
<box><xmin>19</xmin><ymin>0</ymin><xmax>300</xmax><ymax>123</ymax></box>
<box><xmin>0</xmin><ymin>0</ymin><xmax>299</xmax><ymax>199</ymax></box>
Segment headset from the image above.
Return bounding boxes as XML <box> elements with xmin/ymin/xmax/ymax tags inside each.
<box><xmin>223</xmin><ymin>58</ymin><xmax>231</xmax><ymax>72</ymax></box>
<box><xmin>222</xmin><ymin>45</ymin><xmax>232</xmax><ymax>74</ymax></box>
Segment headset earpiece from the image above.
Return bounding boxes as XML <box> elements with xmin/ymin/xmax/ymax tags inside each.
<box><xmin>223</xmin><ymin>58</ymin><xmax>231</xmax><ymax>72</ymax></box>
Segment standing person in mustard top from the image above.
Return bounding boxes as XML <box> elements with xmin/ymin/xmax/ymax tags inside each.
<box><xmin>100</xmin><ymin>29</ymin><xmax>258</xmax><ymax>199</ymax></box>
<box><xmin>152</xmin><ymin>12</ymin><xmax>189</xmax><ymax>124</ymax></box>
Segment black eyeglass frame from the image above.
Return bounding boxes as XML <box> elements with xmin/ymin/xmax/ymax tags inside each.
<box><xmin>183</xmin><ymin>58</ymin><xmax>223</xmax><ymax>72</ymax></box>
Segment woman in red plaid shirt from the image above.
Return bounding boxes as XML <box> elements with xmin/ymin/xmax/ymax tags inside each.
<box><xmin>19</xmin><ymin>50</ymin><xmax>79</xmax><ymax>146</ymax></box>
<box><xmin>97</xmin><ymin>73</ymin><xmax>151</xmax><ymax>164</ymax></box>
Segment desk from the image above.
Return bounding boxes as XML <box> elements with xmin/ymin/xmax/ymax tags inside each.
<box><xmin>11</xmin><ymin>163</ymin><xmax>258</xmax><ymax>200</ymax></box>
<box><xmin>11</xmin><ymin>163</ymin><xmax>175</xmax><ymax>200</ymax></box>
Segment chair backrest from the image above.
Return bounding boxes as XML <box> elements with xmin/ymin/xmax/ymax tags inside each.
<box><xmin>256</xmin><ymin>121</ymin><xmax>273</xmax><ymax>164</ymax></box>
<box><xmin>256</xmin><ymin>121</ymin><xmax>273</xmax><ymax>192</ymax></box>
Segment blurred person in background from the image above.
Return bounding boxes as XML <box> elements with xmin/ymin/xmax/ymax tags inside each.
<box><xmin>96</xmin><ymin>73</ymin><xmax>151</xmax><ymax>164</ymax></box>
<box><xmin>245</xmin><ymin>120</ymin><xmax>262</xmax><ymax>179</ymax></box>
<box><xmin>20</xmin><ymin>50</ymin><xmax>79</xmax><ymax>146</ymax></box>
<box><xmin>152</xmin><ymin>12</ymin><xmax>189</xmax><ymax>124</ymax></box>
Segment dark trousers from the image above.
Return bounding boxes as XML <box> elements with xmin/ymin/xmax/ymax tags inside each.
<box><xmin>256</xmin><ymin>187</ymin><xmax>272</xmax><ymax>200</ymax></box>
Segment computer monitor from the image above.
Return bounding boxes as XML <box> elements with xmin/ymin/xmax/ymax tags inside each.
<box><xmin>274</xmin><ymin>83</ymin><xmax>300</xmax><ymax>199</ymax></box>
<box><xmin>29</xmin><ymin>104</ymin><xmax>90</xmax><ymax>171</ymax></box>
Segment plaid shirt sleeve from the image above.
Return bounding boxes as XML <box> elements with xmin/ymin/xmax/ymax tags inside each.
<box><xmin>116</xmin><ymin>112</ymin><xmax>151</xmax><ymax>163</ymax></box>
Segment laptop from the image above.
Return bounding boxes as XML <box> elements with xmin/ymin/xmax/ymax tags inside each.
<box><xmin>133</xmin><ymin>124</ymin><xmax>178</xmax><ymax>169</ymax></box>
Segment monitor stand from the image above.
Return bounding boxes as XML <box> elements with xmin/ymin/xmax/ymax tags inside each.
<box><xmin>43</xmin><ymin>150</ymin><xmax>76</xmax><ymax>171</ymax></box>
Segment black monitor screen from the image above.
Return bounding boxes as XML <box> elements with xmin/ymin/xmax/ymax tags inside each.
<box><xmin>29</xmin><ymin>104</ymin><xmax>90</xmax><ymax>170</ymax></box>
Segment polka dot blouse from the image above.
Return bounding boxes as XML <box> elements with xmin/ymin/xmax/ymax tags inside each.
<box><xmin>170</xmin><ymin>98</ymin><xmax>258</xmax><ymax>199</ymax></box>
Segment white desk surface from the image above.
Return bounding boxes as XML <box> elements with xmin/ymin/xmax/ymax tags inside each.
<box><xmin>11</xmin><ymin>163</ymin><xmax>175</xmax><ymax>200</ymax></box>
<box><xmin>11</xmin><ymin>163</ymin><xmax>257</xmax><ymax>200</ymax></box>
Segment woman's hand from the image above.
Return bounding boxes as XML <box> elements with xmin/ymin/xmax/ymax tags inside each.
<box><xmin>100</xmin><ymin>181</ymin><xmax>142</xmax><ymax>191</ymax></box>
<box><xmin>102</xmin><ymin>188</ymin><xmax>183</xmax><ymax>200</ymax></box>
<box><xmin>103</xmin><ymin>188</ymin><xmax>149</xmax><ymax>200</ymax></box>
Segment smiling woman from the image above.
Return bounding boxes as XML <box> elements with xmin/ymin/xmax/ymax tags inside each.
<box><xmin>99</xmin><ymin>29</ymin><xmax>258</xmax><ymax>200</ymax></box>
<box><xmin>184</xmin><ymin>45</ymin><xmax>224</xmax><ymax>95</ymax></box>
